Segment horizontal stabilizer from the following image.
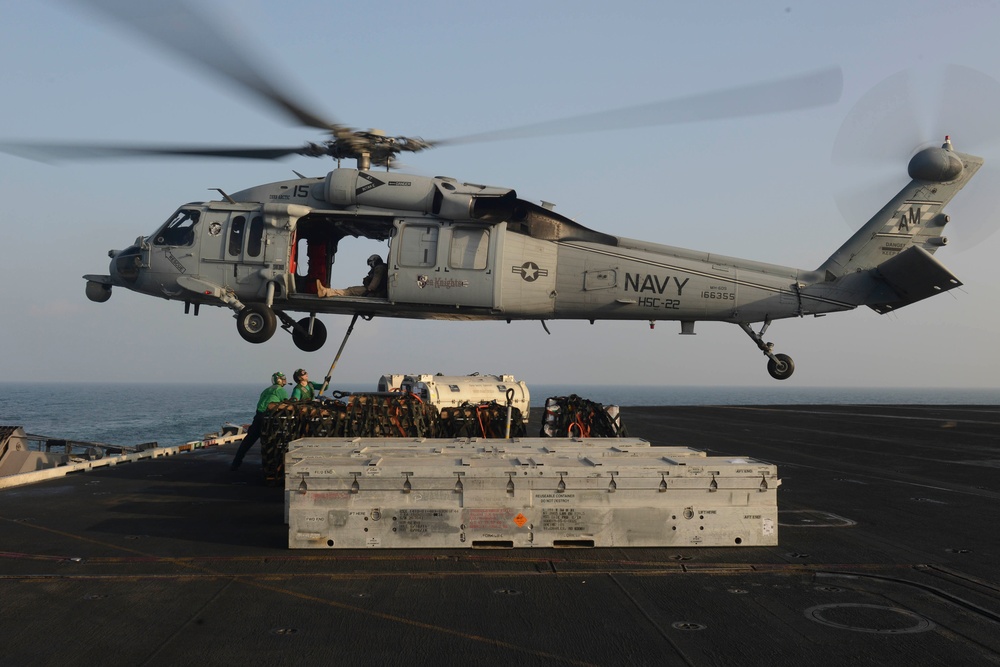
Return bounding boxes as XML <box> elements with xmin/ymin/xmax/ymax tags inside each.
<box><xmin>867</xmin><ymin>246</ymin><xmax>961</xmax><ymax>314</ymax></box>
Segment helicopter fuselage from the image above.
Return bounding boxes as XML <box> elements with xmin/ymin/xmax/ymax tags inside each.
<box><xmin>89</xmin><ymin>169</ymin><xmax>848</xmax><ymax>324</ymax></box>
<box><xmin>85</xmin><ymin>143</ymin><xmax>979</xmax><ymax>380</ymax></box>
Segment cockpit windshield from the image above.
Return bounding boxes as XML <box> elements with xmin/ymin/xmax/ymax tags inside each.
<box><xmin>153</xmin><ymin>208</ymin><xmax>201</xmax><ymax>247</ymax></box>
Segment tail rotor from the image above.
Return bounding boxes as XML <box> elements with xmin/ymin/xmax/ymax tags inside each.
<box><xmin>832</xmin><ymin>65</ymin><xmax>1000</xmax><ymax>252</ymax></box>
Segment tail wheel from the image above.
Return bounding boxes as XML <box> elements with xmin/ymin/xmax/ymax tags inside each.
<box><xmin>292</xmin><ymin>317</ymin><xmax>328</xmax><ymax>352</ymax></box>
<box><xmin>767</xmin><ymin>353</ymin><xmax>795</xmax><ymax>380</ymax></box>
<box><xmin>236</xmin><ymin>304</ymin><xmax>277</xmax><ymax>344</ymax></box>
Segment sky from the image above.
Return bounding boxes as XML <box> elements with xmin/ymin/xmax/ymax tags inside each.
<box><xmin>2</xmin><ymin>0</ymin><xmax>1000</xmax><ymax>388</ymax></box>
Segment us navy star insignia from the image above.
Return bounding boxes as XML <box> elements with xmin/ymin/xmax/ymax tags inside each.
<box><xmin>512</xmin><ymin>261</ymin><xmax>548</xmax><ymax>282</ymax></box>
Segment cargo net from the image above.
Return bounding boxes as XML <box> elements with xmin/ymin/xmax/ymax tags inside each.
<box><xmin>540</xmin><ymin>395</ymin><xmax>627</xmax><ymax>438</ymax></box>
<box><xmin>260</xmin><ymin>393</ymin><xmax>524</xmax><ymax>483</ymax></box>
<box><xmin>438</xmin><ymin>403</ymin><xmax>526</xmax><ymax>439</ymax></box>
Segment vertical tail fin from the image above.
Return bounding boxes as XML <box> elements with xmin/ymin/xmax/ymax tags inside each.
<box><xmin>819</xmin><ymin>138</ymin><xmax>982</xmax><ymax>277</ymax></box>
<box><xmin>816</xmin><ymin>139</ymin><xmax>982</xmax><ymax>312</ymax></box>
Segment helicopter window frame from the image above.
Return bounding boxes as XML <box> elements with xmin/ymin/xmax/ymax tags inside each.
<box><xmin>247</xmin><ymin>215</ymin><xmax>264</xmax><ymax>258</ymax></box>
<box><xmin>154</xmin><ymin>208</ymin><xmax>201</xmax><ymax>247</ymax></box>
<box><xmin>449</xmin><ymin>226</ymin><xmax>490</xmax><ymax>271</ymax></box>
<box><xmin>397</xmin><ymin>224</ymin><xmax>439</xmax><ymax>268</ymax></box>
<box><xmin>227</xmin><ymin>216</ymin><xmax>247</xmax><ymax>256</ymax></box>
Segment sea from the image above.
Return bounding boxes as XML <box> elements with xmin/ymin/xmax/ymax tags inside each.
<box><xmin>3</xmin><ymin>382</ymin><xmax>999</xmax><ymax>449</ymax></box>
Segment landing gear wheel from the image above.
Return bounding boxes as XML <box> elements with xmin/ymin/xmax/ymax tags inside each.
<box><xmin>767</xmin><ymin>353</ymin><xmax>795</xmax><ymax>380</ymax></box>
<box><xmin>292</xmin><ymin>317</ymin><xmax>328</xmax><ymax>352</ymax></box>
<box><xmin>236</xmin><ymin>304</ymin><xmax>277</xmax><ymax>344</ymax></box>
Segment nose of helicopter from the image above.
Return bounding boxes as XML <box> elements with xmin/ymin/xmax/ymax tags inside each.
<box><xmin>109</xmin><ymin>245</ymin><xmax>142</xmax><ymax>285</ymax></box>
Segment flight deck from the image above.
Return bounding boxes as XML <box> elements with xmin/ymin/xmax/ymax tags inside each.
<box><xmin>2</xmin><ymin>405</ymin><xmax>999</xmax><ymax>665</ymax></box>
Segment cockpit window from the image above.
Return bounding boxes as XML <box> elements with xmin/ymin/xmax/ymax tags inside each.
<box><xmin>154</xmin><ymin>209</ymin><xmax>201</xmax><ymax>247</ymax></box>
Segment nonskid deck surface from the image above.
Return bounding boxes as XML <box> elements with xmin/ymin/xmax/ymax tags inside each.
<box><xmin>2</xmin><ymin>405</ymin><xmax>999</xmax><ymax>666</ymax></box>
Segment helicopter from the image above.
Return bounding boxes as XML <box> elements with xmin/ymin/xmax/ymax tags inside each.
<box><xmin>3</xmin><ymin>1</ymin><xmax>986</xmax><ymax>381</ymax></box>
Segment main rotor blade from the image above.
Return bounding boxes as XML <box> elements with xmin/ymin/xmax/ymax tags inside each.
<box><xmin>73</xmin><ymin>0</ymin><xmax>338</xmax><ymax>132</ymax></box>
<box><xmin>0</xmin><ymin>141</ymin><xmax>308</xmax><ymax>162</ymax></box>
<box><xmin>432</xmin><ymin>67</ymin><xmax>842</xmax><ymax>146</ymax></box>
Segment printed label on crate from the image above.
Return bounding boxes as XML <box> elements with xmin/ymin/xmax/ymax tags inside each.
<box><xmin>467</xmin><ymin>508</ymin><xmax>510</xmax><ymax>531</ymax></box>
<box><xmin>535</xmin><ymin>492</ymin><xmax>577</xmax><ymax>505</ymax></box>
<box><xmin>396</xmin><ymin>509</ymin><xmax>461</xmax><ymax>535</ymax></box>
<box><xmin>541</xmin><ymin>508</ymin><xmax>588</xmax><ymax>532</ymax></box>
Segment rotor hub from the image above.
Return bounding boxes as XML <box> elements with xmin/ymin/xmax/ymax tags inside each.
<box><xmin>309</xmin><ymin>127</ymin><xmax>433</xmax><ymax>168</ymax></box>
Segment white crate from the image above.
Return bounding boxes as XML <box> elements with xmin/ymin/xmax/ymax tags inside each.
<box><xmin>376</xmin><ymin>373</ymin><xmax>531</xmax><ymax>424</ymax></box>
<box><xmin>286</xmin><ymin>438</ymin><xmax>778</xmax><ymax>549</ymax></box>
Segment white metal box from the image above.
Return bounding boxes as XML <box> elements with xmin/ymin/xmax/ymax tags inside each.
<box><xmin>376</xmin><ymin>374</ymin><xmax>530</xmax><ymax>424</ymax></box>
<box><xmin>286</xmin><ymin>437</ymin><xmax>778</xmax><ymax>549</ymax></box>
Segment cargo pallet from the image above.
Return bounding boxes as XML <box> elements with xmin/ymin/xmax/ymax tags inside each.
<box><xmin>286</xmin><ymin>437</ymin><xmax>779</xmax><ymax>549</ymax></box>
